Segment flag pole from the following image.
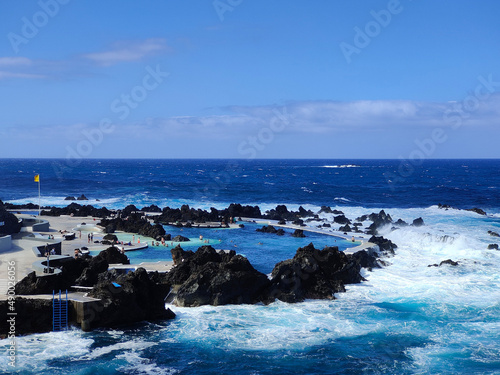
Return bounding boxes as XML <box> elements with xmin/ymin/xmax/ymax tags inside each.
<box><xmin>37</xmin><ymin>174</ymin><xmax>41</xmax><ymax>216</ymax></box>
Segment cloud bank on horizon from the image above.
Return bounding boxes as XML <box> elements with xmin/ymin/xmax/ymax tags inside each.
<box><xmin>0</xmin><ymin>0</ymin><xmax>499</xmax><ymax>159</ymax></box>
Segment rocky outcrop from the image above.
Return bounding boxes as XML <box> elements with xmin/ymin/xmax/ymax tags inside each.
<box><xmin>333</xmin><ymin>215</ymin><xmax>351</xmax><ymax>225</ymax></box>
<box><xmin>99</xmin><ymin>213</ymin><xmax>166</xmax><ymax>239</ymax></box>
<box><xmin>368</xmin><ymin>236</ymin><xmax>398</xmax><ymax>255</ymax></box>
<box><xmin>365</xmin><ymin>210</ymin><xmax>393</xmax><ymax>235</ymax></box>
<box><xmin>291</xmin><ymin>229</ymin><xmax>306</xmax><ymax>238</ymax></box>
<box><xmin>267</xmin><ymin>243</ymin><xmax>371</xmax><ymax>303</ymax></box>
<box><xmin>488</xmin><ymin>231</ymin><xmax>500</xmax><ymax>237</ymax></box>
<box><xmin>64</xmin><ymin>196</ymin><xmax>76</xmax><ymax>201</ymax></box>
<box><xmin>0</xmin><ymin>201</ymin><xmax>22</xmax><ymax>235</ymax></box>
<box><xmin>15</xmin><ymin>247</ymin><xmax>129</xmax><ymax>294</ymax></box>
<box><xmin>141</xmin><ymin>204</ymin><xmax>162</xmax><ymax>212</ymax></box>
<box><xmin>172</xmin><ymin>235</ymin><xmax>190</xmax><ymax>242</ymax></box>
<box><xmin>76</xmin><ymin>194</ymin><xmax>88</xmax><ymax>201</ymax></box>
<box><xmin>487</xmin><ymin>244</ymin><xmax>499</xmax><ymax>250</ymax></box>
<box><xmin>428</xmin><ymin>259</ymin><xmax>459</xmax><ymax>267</ymax></box>
<box><xmin>412</xmin><ymin>217</ymin><xmax>425</xmax><ymax>227</ymax></box>
<box><xmin>226</xmin><ymin>203</ymin><xmax>262</xmax><ymax>219</ymax></box>
<box><xmin>466</xmin><ymin>208</ymin><xmax>486</xmax><ymax>216</ymax></box>
<box><xmin>42</xmin><ymin>203</ymin><xmax>112</xmax><ymax>218</ymax></box>
<box><xmin>319</xmin><ymin>206</ymin><xmax>344</xmax><ymax>215</ymax></box>
<box><xmin>256</xmin><ymin>225</ymin><xmax>284</xmax><ymax>235</ymax></box>
<box><xmin>263</xmin><ymin>205</ymin><xmax>315</xmax><ymax>222</ymax></box>
<box><xmin>88</xmin><ymin>268</ymin><xmax>175</xmax><ymax>328</ymax></box>
<box><xmin>0</xmin><ymin>298</ymin><xmax>53</xmax><ymax>336</ymax></box>
<box><xmin>166</xmin><ymin>246</ymin><xmax>270</xmax><ymax>306</ymax></box>
<box><xmin>338</xmin><ymin>224</ymin><xmax>352</xmax><ymax>232</ymax></box>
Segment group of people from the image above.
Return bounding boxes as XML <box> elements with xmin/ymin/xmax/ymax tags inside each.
<box><xmin>87</xmin><ymin>233</ymin><xmax>94</xmax><ymax>243</ymax></box>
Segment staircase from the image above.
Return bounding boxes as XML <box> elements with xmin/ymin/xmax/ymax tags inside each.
<box><xmin>52</xmin><ymin>290</ymin><xmax>68</xmax><ymax>331</ymax></box>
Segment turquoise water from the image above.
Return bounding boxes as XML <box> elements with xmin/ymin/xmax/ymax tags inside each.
<box><xmin>117</xmin><ymin>222</ymin><xmax>354</xmax><ymax>274</ymax></box>
<box><xmin>1</xmin><ymin>159</ymin><xmax>500</xmax><ymax>374</ymax></box>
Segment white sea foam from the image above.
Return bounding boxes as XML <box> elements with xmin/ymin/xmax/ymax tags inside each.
<box><xmin>321</xmin><ymin>165</ymin><xmax>361</xmax><ymax>168</ymax></box>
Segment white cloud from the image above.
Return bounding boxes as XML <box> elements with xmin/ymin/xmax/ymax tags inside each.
<box><xmin>83</xmin><ymin>38</ymin><xmax>169</xmax><ymax>66</ymax></box>
<box><xmin>0</xmin><ymin>71</ymin><xmax>45</xmax><ymax>79</ymax></box>
<box><xmin>0</xmin><ymin>57</ymin><xmax>33</xmax><ymax>67</ymax></box>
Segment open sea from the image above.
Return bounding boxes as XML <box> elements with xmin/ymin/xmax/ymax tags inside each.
<box><xmin>1</xmin><ymin>158</ymin><xmax>500</xmax><ymax>374</ymax></box>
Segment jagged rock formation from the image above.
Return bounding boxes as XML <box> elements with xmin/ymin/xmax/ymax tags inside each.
<box><xmin>267</xmin><ymin>243</ymin><xmax>375</xmax><ymax>303</ymax></box>
<box><xmin>99</xmin><ymin>213</ymin><xmax>166</xmax><ymax>239</ymax></box>
<box><xmin>0</xmin><ymin>200</ymin><xmax>22</xmax><ymax>235</ymax></box>
<box><xmin>165</xmin><ymin>246</ymin><xmax>270</xmax><ymax>307</ymax></box>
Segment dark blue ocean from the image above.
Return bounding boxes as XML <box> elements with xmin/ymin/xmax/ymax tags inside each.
<box><xmin>1</xmin><ymin>159</ymin><xmax>500</xmax><ymax>374</ymax></box>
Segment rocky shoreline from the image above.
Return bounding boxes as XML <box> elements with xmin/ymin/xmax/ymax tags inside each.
<box><xmin>1</xmin><ymin>200</ymin><xmax>494</xmax><ymax>337</ymax></box>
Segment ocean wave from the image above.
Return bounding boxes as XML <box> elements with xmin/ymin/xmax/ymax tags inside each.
<box><xmin>321</xmin><ymin>165</ymin><xmax>361</xmax><ymax>168</ymax></box>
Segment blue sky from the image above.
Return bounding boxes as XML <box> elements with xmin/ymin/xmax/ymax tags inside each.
<box><xmin>0</xmin><ymin>0</ymin><xmax>499</xmax><ymax>159</ymax></box>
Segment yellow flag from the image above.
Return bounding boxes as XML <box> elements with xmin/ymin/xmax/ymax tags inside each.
<box><xmin>34</xmin><ymin>174</ymin><xmax>39</xmax><ymax>182</ymax></box>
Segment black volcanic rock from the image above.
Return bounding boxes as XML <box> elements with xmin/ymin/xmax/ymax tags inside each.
<box><xmin>333</xmin><ymin>215</ymin><xmax>351</xmax><ymax>225</ymax></box>
<box><xmin>267</xmin><ymin>243</ymin><xmax>367</xmax><ymax>303</ymax></box>
<box><xmin>395</xmin><ymin>219</ymin><xmax>408</xmax><ymax>227</ymax></box>
<box><xmin>365</xmin><ymin>210</ymin><xmax>393</xmax><ymax>235</ymax></box>
<box><xmin>338</xmin><ymin>224</ymin><xmax>352</xmax><ymax>232</ymax></box>
<box><xmin>487</xmin><ymin>244</ymin><xmax>499</xmax><ymax>250</ymax></box>
<box><xmin>64</xmin><ymin>196</ymin><xmax>76</xmax><ymax>201</ymax></box>
<box><xmin>226</xmin><ymin>203</ymin><xmax>262</xmax><ymax>219</ymax></box>
<box><xmin>103</xmin><ymin>234</ymin><xmax>118</xmax><ymax>243</ymax></box>
<box><xmin>466</xmin><ymin>208</ymin><xmax>487</xmax><ymax>216</ymax></box>
<box><xmin>141</xmin><ymin>204</ymin><xmax>162</xmax><ymax>213</ymax></box>
<box><xmin>368</xmin><ymin>236</ymin><xmax>397</xmax><ymax>255</ymax></box>
<box><xmin>166</xmin><ymin>246</ymin><xmax>270</xmax><ymax>307</ymax></box>
<box><xmin>428</xmin><ymin>259</ymin><xmax>459</xmax><ymax>267</ymax></box>
<box><xmin>256</xmin><ymin>225</ymin><xmax>279</xmax><ymax>234</ymax></box>
<box><xmin>291</xmin><ymin>229</ymin><xmax>306</xmax><ymax>238</ymax></box>
<box><xmin>77</xmin><ymin>194</ymin><xmax>88</xmax><ymax>201</ymax></box>
<box><xmin>122</xmin><ymin>204</ymin><xmax>139</xmax><ymax>217</ymax></box>
<box><xmin>172</xmin><ymin>235</ymin><xmax>190</xmax><ymax>242</ymax></box>
<box><xmin>488</xmin><ymin>231</ymin><xmax>500</xmax><ymax>237</ymax></box>
<box><xmin>88</xmin><ymin>268</ymin><xmax>175</xmax><ymax>328</ymax></box>
<box><xmin>15</xmin><ymin>247</ymin><xmax>129</xmax><ymax>294</ymax></box>
<box><xmin>99</xmin><ymin>213</ymin><xmax>166</xmax><ymax>239</ymax></box>
<box><xmin>0</xmin><ymin>298</ymin><xmax>53</xmax><ymax>336</ymax></box>
<box><xmin>0</xmin><ymin>201</ymin><xmax>22</xmax><ymax>235</ymax></box>
<box><xmin>42</xmin><ymin>203</ymin><xmax>112</xmax><ymax>218</ymax></box>
<box><xmin>412</xmin><ymin>217</ymin><xmax>425</xmax><ymax>227</ymax></box>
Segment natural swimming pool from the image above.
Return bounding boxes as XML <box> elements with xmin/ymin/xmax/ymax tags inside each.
<box><xmin>108</xmin><ymin>221</ymin><xmax>357</xmax><ymax>274</ymax></box>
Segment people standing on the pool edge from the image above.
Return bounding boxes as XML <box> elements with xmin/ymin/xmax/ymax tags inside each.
<box><xmin>132</xmin><ymin>235</ymin><xmax>135</xmax><ymax>243</ymax></box>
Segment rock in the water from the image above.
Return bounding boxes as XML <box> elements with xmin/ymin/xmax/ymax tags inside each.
<box><xmin>77</xmin><ymin>194</ymin><xmax>88</xmax><ymax>201</ymax></box>
<box><xmin>428</xmin><ymin>259</ymin><xmax>459</xmax><ymax>267</ymax></box>
<box><xmin>488</xmin><ymin>230</ymin><xmax>500</xmax><ymax>237</ymax></box>
<box><xmin>172</xmin><ymin>235</ymin><xmax>190</xmax><ymax>242</ymax></box>
<box><xmin>256</xmin><ymin>225</ymin><xmax>278</xmax><ymax>234</ymax></box>
<box><xmin>166</xmin><ymin>246</ymin><xmax>270</xmax><ymax>306</ymax></box>
<box><xmin>267</xmin><ymin>243</ymin><xmax>365</xmax><ymax>303</ymax></box>
<box><xmin>88</xmin><ymin>268</ymin><xmax>175</xmax><ymax>329</ymax></box>
<box><xmin>64</xmin><ymin>196</ymin><xmax>76</xmax><ymax>201</ymax></box>
<box><xmin>338</xmin><ymin>224</ymin><xmax>352</xmax><ymax>232</ymax></box>
<box><xmin>365</xmin><ymin>210</ymin><xmax>393</xmax><ymax>235</ymax></box>
<box><xmin>412</xmin><ymin>217</ymin><xmax>425</xmax><ymax>227</ymax></box>
<box><xmin>368</xmin><ymin>236</ymin><xmax>397</xmax><ymax>255</ymax></box>
<box><xmin>333</xmin><ymin>215</ymin><xmax>351</xmax><ymax>225</ymax></box>
<box><xmin>291</xmin><ymin>229</ymin><xmax>306</xmax><ymax>238</ymax></box>
<box><xmin>487</xmin><ymin>244</ymin><xmax>499</xmax><ymax>250</ymax></box>
<box><xmin>466</xmin><ymin>208</ymin><xmax>487</xmax><ymax>216</ymax></box>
